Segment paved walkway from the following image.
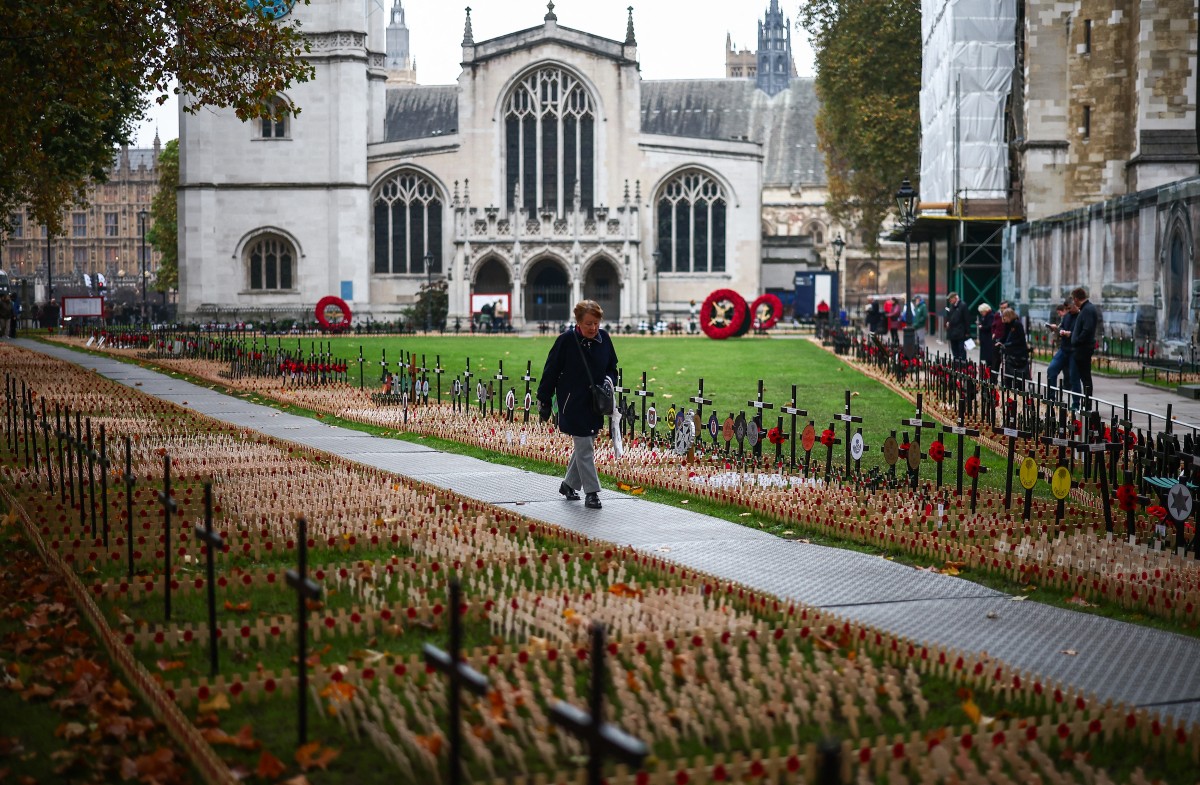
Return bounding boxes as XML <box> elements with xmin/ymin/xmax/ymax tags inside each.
<box><xmin>16</xmin><ymin>338</ymin><xmax>1200</xmax><ymax>725</ymax></box>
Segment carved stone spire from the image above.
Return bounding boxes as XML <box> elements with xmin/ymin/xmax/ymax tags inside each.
<box><xmin>462</xmin><ymin>7</ymin><xmax>473</xmax><ymax>45</ymax></box>
<box><xmin>625</xmin><ymin>6</ymin><xmax>636</xmax><ymax>46</ymax></box>
<box><xmin>544</xmin><ymin>1</ymin><xmax>556</xmax><ymax>22</ymax></box>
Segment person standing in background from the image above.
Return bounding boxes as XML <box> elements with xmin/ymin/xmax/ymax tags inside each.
<box><xmin>912</xmin><ymin>295</ymin><xmax>928</xmax><ymax>351</ymax></box>
<box><xmin>1070</xmin><ymin>287</ymin><xmax>1098</xmax><ymax>406</ymax></box>
<box><xmin>944</xmin><ymin>292</ymin><xmax>969</xmax><ymax>362</ymax></box>
<box><xmin>989</xmin><ymin>299</ymin><xmax>1009</xmax><ymax>378</ymax></box>
<box><xmin>0</xmin><ymin>294</ymin><xmax>14</xmax><ymax>339</ymax></box>
<box><xmin>976</xmin><ymin>303</ymin><xmax>994</xmax><ymax>369</ymax></box>
<box><xmin>1045</xmin><ymin>301</ymin><xmax>1075</xmax><ymax>402</ymax></box>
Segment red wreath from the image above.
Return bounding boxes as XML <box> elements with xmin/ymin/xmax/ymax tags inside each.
<box><xmin>315</xmin><ymin>295</ymin><xmax>352</xmax><ymax>332</ymax></box>
<box><xmin>1147</xmin><ymin>505</ymin><xmax>1168</xmax><ymax>521</ymax></box>
<box><xmin>929</xmin><ymin>441</ymin><xmax>946</xmax><ymax>463</ymax></box>
<box><xmin>965</xmin><ymin>456</ymin><xmax>982</xmax><ymax>479</ymax></box>
<box><xmin>1116</xmin><ymin>484</ymin><xmax>1138</xmax><ymax>513</ymax></box>
<box><xmin>767</xmin><ymin>426</ymin><xmax>787</xmax><ymax>445</ymax></box>
<box><xmin>749</xmin><ymin>293</ymin><xmax>784</xmax><ymax>331</ymax></box>
<box><xmin>820</xmin><ymin>428</ymin><xmax>836</xmax><ymax>447</ymax></box>
<box><xmin>899</xmin><ymin>441</ymin><xmax>911</xmax><ymax>457</ymax></box>
<box><xmin>699</xmin><ymin>289</ymin><xmax>749</xmax><ymax>340</ymax></box>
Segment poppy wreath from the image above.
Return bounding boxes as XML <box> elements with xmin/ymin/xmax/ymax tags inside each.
<box><xmin>899</xmin><ymin>442</ymin><xmax>911</xmax><ymax>457</ymax></box>
<box><xmin>1147</xmin><ymin>505</ymin><xmax>1168</xmax><ymax>521</ymax></box>
<box><xmin>699</xmin><ymin>289</ymin><xmax>749</xmax><ymax>340</ymax></box>
<box><xmin>928</xmin><ymin>441</ymin><xmax>946</xmax><ymax>463</ymax></box>
<box><xmin>749</xmin><ymin>293</ymin><xmax>784</xmax><ymax>331</ymax></box>
<box><xmin>965</xmin><ymin>455</ymin><xmax>982</xmax><ymax>479</ymax></box>
<box><xmin>1116</xmin><ymin>484</ymin><xmax>1138</xmax><ymax>513</ymax></box>
<box><xmin>820</xmin><ymin>428</ymin><xmax>836</xmax><ymax>447</ymax></box>
<box><xmin>767</xmin><ymin>426</ymin><xmax>787</xmax><ymax>445</ymax></box>
<box><xmin>315</xmin><ymin>295</ymin><xmax>352</xmax><ymax>332</ymax></box>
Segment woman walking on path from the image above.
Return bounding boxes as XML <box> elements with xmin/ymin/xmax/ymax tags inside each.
<box><xmin>537</xmin><ymin>300</ymin><xmax>619</xmax><ymax>510</ymax></box>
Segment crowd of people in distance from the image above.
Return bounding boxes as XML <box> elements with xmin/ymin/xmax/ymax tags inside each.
<box><xmin>864</xmin><ymin>295</ymin><xmax>929</xmax><ymax>349</ymax></box>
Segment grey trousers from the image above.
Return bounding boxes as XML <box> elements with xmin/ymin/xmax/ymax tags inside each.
<box><xmin>564</xmin><ymin>434</ymin><xmax>600</xmax><ymax>494</ymax></box>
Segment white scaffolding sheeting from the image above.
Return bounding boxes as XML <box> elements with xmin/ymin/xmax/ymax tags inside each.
<box><xmin>919</xmin><ymin>0</ymin><xmax>1016</xmax><ymax>205</ymax></box>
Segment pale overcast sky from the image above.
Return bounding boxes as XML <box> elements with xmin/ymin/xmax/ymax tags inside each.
<box><xmin>134</xmin><ymin>0</ymin><xmax>815</xmax><ymax>146</ymax></box>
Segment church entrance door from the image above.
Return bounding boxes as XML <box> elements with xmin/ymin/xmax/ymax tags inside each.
<box><xmin>525</xmin><ymin>259</ymin><xmax>570</xmax><ymax>324</ymax></box>
<box><xmin>583</xmin><ymin>258</ymin><xmax>620</xmax><ymax>324</ymax></box>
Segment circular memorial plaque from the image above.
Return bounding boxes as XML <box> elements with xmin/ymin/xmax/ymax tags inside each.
<box><xmin>1019</xmin><ymin>457</ymin><xmax>1038</xmax><ymax>490</ymax></box>
<box><xmin>1167</xmin><ymin>482</ymin><xmax>1194</xmax><ymax>522</ymax></box>
<box><xmin>722</xmin><ymin>417</ymin><xmax>735</xmax><ymax>443</ymax></box>
<box><xmin>524</xmin><ymin>391</ymin><xmax>532</xmax><ymax>411</ymax></box>
<box><xmin>801</xmin><ymin>424</ymin><xmax>816</xmax><ymax>452</ymax></box>
<box><xmin>1051</xmin><ymin>466</ymin><xmax>1072</xmax><ymax>500</ymax></box>
<box><xmin>646</xmin><ymin>405</ymin><xmax>658</xmax><ymax>429</ymax></box>
<box><xmin>733</xmin><ymin>413</ymin><xmax>748</xmax><ymax>443</ymax></box>
<box><xmin>505</xmin><ymin>389</ymin><xmax>516</xmax><ymax>410</ymax></box>
<box><xmin>708</xmin><ymin>412</ymin><xmax>719</xmax><ymax>439</ymax></box>
<box><xmin>907</xmin><ymin>442</ymin><xmax>921</xmax><ymax>471</ymax></box>
<box><xmin>746</xmin><ymin>420</ymin><xmax>760</xmax><ymax>447</ymax></box>
<box><xmin>882</xmin><ymin>436</ymin><xmax>899</xmax><ymax>466</ymax></box>
<box><xmin>667</xmin><ymin>405</ymin><xmax>678</xmax><ymax>432</ymax></box>
<box><xmin>673</xmin><ymin>419</ymin><xmax>695</xmax><ymax>456</ymax></box>
<box><xmin>849</xmin><ymin>432</ymin><xmax>864</xmax><ymax>461</ymax></box>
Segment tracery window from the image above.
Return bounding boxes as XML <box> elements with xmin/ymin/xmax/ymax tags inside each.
<box><xmin>504</xmin><ymin>67</ymin><xmax>595</xmax><ymax>215</ymax></box>
<box><xmin>656</xmin><ymin>171</ymin><xmax>727</xmax><ymax>273</ymax></box>
<box><xmin>259</xmin><ymin>96</ymin><xmax>289</xmax><ymax>139</ymax></box>
<box><xmin>372</xmin><ymin>171</ymin><xmax>442</xmax><ymax>275</ymax></box>
<box><xmin>246</xmin><ymin>235</ymin><xmax>295</xmax><ymax>290</ymax></box>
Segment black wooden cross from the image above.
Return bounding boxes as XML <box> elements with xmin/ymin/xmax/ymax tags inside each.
<box><xmin>124</xmin><ymin>436</ymin><xmax>136</xmax><ymax>580</ymax></box>
<box><xmin>835</xmin><ymin>391</ymin><xmax>862</xmax><ymax>477</ymax></box>
<box><xmin>998</xmin><ymin>402</ymin><xmax>1032</xmax><ymax>509</ymax></box>
<box><xmin>1039</xmin><ymin>410</ymin><xmax>1074</xmax><ymax>527</ymax></box>
<box><xmin>98</xmin><ymin>424</ymin><xmax>110</xmax><ymax>547</ymax></box>
<box><xmin>194</xmin><ymin>483</ymin><xmax>223</xmax><ymax>677</ymax></box>
<box><xmin>158</xmin><ymin>453</ymin><xmax>176</xmax><ymax>622</ymax></box>
<box><xmin>634</xmin><ymin>372</ymin><xmax>655</xmax><ymax>437</ymax></box>
<box><xmin>55</xmin><ymin>403</ymin><xmax>66</xmax><ymax>504</ymax></box>
<box><xmin>434</xmin><ymin>354</ymin><xmax>446</xmax><ymax>404</ymax></box>
<box><xmin>39</xmin><ymin>399</ymin><xmax>53</xmax><ymax>489</ymax></box>
<box><xmin>285</xmin><ymin>516</ymin><xmax>322</xmax><ymax>747</ymax></box>
<box><xmin>1074</xmin><ymin>412</ymin><xmax>1121</xmax><ymax>533</ymax></box>
<box><xmin>967</xmin><ymin>445</ymin><xmax>989</xmax><ymax>513</ymax></box>
<box><xmin>417</xmin><ymin>355</ymin><xmax>430</xmax><ymax>405</ymax></box>
<box><xmin>550</xmin><ymin>623</ymin><xmax>648</xmax><ymax>785</ymax></box>
<box><xmin>378</xmin><ymin>347</ymin><xmax>388</xmax><ymax>383</ymax></box>
<box><xmin>1118</xmin><ymin>468</ymin><xmax>1150</xmax><ymax>542</ymax></box>
<box><xmin>462</xmin><ymin>357</ymin><xmax>474</xmax><ymax>398</ymax></box>
<box><xmin>823</xmin><ymin>421</ymin><xmax>841</xmax><ymax>482</ymax></box>
<box><xmin>521</xmin><ymin>361</ymin><xmax>536</xmax><ymax>423</ymax></box>
<box><xmin>780</xmin><ymin>385</ymin><xmax>807</xmax><ymax>470</ymax></box>
<box><xmin>85</xmin><ymin>418</ymin><xmax>97</xmax><ymax>539</ymax></box>
<box><xmin>747</xmin><ymin>380</ymin><xmax>773</xmax><ymax>458</ymax></box>
<box><xmin>423</xmin><ymin>578</ymin><xmax>489</xmax><ymax>785</ymax></box>
<box><xmin>494</xmin><ymin>361</ymin><xmax>509</xmax><ymax>418</ymax></box>
<box><xmin>358</xmin><ymin>345</ymin><xmax>365</xmax><ymax>389</ymax></box>
<box><xmin>74</xmin><ymin>413</ymin><xmax>85</xmax><ymax>529</ymax></box>
<box><xmin>900</xmin><ymin>393</ymin><xmax>935</xmax><ymax>478</ymax></box>
<box><xmin>690</xmin><ymin>379</ymin><xmax>714</xmax><ymax>439</ymax></box>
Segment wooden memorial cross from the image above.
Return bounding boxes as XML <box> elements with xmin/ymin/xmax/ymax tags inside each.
<box><xmin>902</xmin><ymin>393</ymin><xmax>935</xmax><ymax>466</ymax></box>
<box><xmin>493</xmin><ymin>361</ymin><xmax>509</xmax><ymax>418</ymax></box>
<box><xmin>417</xmin><ymin>355</ymin><xmax>430</xmax><ymax>405</ymax></box>
<box><xmin>74</xmin><ymin>413</ymin><xmax>85</xmax><ymax>529</ymax></box>
<box><xmin>635</xmin><ymin>372</ymin><xmax>655</xmax><ymax>437</ymax></box>
<box><xmin>1118</xmin><ymin>468</ymin><xmax>1150</xmax><ymax>543</ymax></box>
<box><xmin>85</xmin><ymin>418</ymin><xmax>97</xmax><ymax>538</ymax></box>
<box><xmin>999</xmin><ymin>405</ymin><xmax>1032</xmax><ymax>510</ymax></box>
<box><xmin>967</xmin><ymin>445</ymin><xmax>989</xmax><ymax>513</ymax></box>
<box><xmin>822</xmin><ymin>422</ymin><xmax>841</xmax><ymax>482</ymax></box>
<box><xmin>97</xmin><ymin>424</ymin><xmax>110</xmax><ymax>547</ymax></box>
<box><xmin>423</xmin><ymin>579</ymin><xmax>489</xmax><ymax>785</ymax></box>
<box><xmin>285</xmin><ymin>516</ymin><xmax>323</xmax><ymax>746</ymax></box>
<box><xmin>550</xmin><ymin>623</ymin><xmax>649</xmax><ymax>785</ymax></box>
<box><xmin>780</xmin><ymin>385</ymin><xmax>807</xmax><ymax>470</ymax></box>
<box><xmin>852</xmin><ymin>426</ymin><xmax>871</xmax><ymax>475</ymax></box>
<box><xmin>521</xmin><ymin>361</ymin><xmax>537</xmax><ymax>423</ymax></box>
<box><xmin>39</xmin><ymin>400</ymin><xmax>53</xmax><ymax>489</ymax></box>
<box><xmin>194</xmin><ymin>483</ymin><xmax>223</xmax><ymax>677</ymax></box>
<box><xmin>434</xmin><ymin>355</ymin><xmax>446</xmax><ymax>404</ymax></box>
<box><xmin>158</xmin><ymin>454</ymin><xmax>176</xmax><ymax>622</ymax></box>
<box><xmin>1074</xmin><ymin>412</ymin><xmax>1121</xmax><ymax>533</ymax></box>
<box><xmin>358</xmin><ymin>345</ymin><xmax>365</xmax><ymax>389</ymax></box>
<box><xmin>690</xmin><ymin>379</ymin><xmax>714</xmax><ymax>440</ymax></box>
<box><xmin>21</xmin><ymin>383</ymin><xmax>36</xmax><ymax>472</ymax></box>
<box><xmin>835</xmin><ymin>390</ymin><xmax>863</xmax><ymax>476</ymax></box>
<box><xmin>55</xmin><ymin>404</ymin><xmax>66</xmax><ymax>504</ymax></box>
<box><xmin>124</xmin><ymin>436</ymin><xmax>136</xmax><ymax>580</ymax></box>
<box><xmin>379</xmin><ymin>348</ymin><xmax>389</xmax><ymax>383</ymax></box>
<box><xmin>747</xmin><ymin>380</ymin><xmax>773</xmax><ymax>458</ymax></box>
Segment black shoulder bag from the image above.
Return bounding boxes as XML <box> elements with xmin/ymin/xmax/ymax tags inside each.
<box><xmin>572</xmin><ymin>331</ymin><xmax>613</xmax><ymax>417</ymax></box>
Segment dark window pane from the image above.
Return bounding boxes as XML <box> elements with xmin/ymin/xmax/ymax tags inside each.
<box><xmin>265</xmin><ymin>251</ymin><xmax>277</xmax><ymax>289</ymax></box>
<box><xmin>522</xmin><ymin>116</ymin><xmax>537</xmax><ymax>213</ymax></box>
<box><xmin>280</xmin><ymin>251</ymin><xmax>292</xmax><ymax>289</ymax></box>
<box><xmin>505</xmin><ymin>117</ymin><xmax>520</xmax><ymax>211</ymax></box>
<box><xmin>250</xmin><ymin>251</ymin><xmax>262</xmax><ymax>290</ymax></box>
<box><xmin>428</xmin><ymin>201</ymin><xmax>442</xmax><ymax>272</ymax></box>
<box><xmin>656</xmin><ymin>199</ymin><xmax>673</xmax><ymax>271</ymax></box>
<box><xmin>410</xmin><ymin>203</ymin><xmax>425</xmax><ymax>273</ymax></box>
<box><xmin>391</xmin><ymin>202</ymin><xmax>406</xmax><ymax>273</ymax></box>
<box><xmin>580</xmin><ymin>117</ymin><xmax>594</xmax><ymax>212</ymax></box>
<box><xmin>563</xmin><ymin>117</ymin><xmax>577</xmax><ymax>207</ymax></box>
<box><xmin>541</xmin><ymin>117</ymin><xmax>557</xmax><ymax>212</ymax></box>
<box><xmin>712</xmin><ymin>200</ymin><xmax>726</xmax><ymax>272</ymax></box>
<box><xmin>374</xmin><ymin>200</ymin><xmax>390</xmax><ymax>274</ymax></box>
<box><xmin>675</xmin><ymin>202</ymin><xmax>691</xmax><ymax>272</ymax></box>
<box><xmin>695</xmin><ymin>203</ymin><xmax>709</xmax><ymax>272</ymax></box>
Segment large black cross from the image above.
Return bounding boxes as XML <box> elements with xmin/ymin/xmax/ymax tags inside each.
<box><xmin>780</xmin><ymin>385</ymin><xmax>807</xmax><ymax>470</ymax></box>
<box><xmin>417</xmin><ymin>355</ymin><xmax>430</xmax><ymax>405</ymax></box>
<box><xmin>124</xmin><ymin>436</ymin><xmax>136</xmax><ymax>580</ymax></box>
<box><xmin>285</xmin><ymin>516</ymin><xmax>322</xmax><ymax>747</ymax></box>
<box><xmin>493</xmin><ymin>361</ymin><xmax>509</xmax><ymax>418</ymax></box>
<box><xmin>747</xmin><ymin>380</ymin><xmax>773</xmax><ymax>459</ymax></box>
<box><xmin>379</xmin><ymin>348</ymin><xmax>389</xmax><ymax>382</ymax></box>
<box><xmin>357</xmin><ymin>345</ymin><xmax>365</xmax><ymax>389</ymax></box>
<box><xmin>39</xmin><ymin>399</ymin><xmax>53</xmax><ymax>489</ymax></box>
<box><xmin>423</xmin><ymin>578</ymin><xmax>489</xmax><ymax>785</ymax></box>
<box><xmin>823</xmin><ymin>421</ymin><xmax>841</xmax><ymax>482</ymax></box>
<box><xmin>194</xmin><ymin>483</ymin><xmax>223</xmax><ymax>677</ymax></box>
<box><xmin>634</xmin><ymin>372</ymin><xmax>655</xmax><ymax>437</ymax></box>
<box><xmin>900</xmin><ymin>394</ymin><xmax>935</xmax><ymax>479</ymax></box>
<box><xmin>55</xmin><ymin>403</ymin><xmax>66</xmax><ymax>504</ymax></box>
<box><xmin>521</xmin><ymin>361</ymin><xmax>536</xmax><ymax>423</ymax></box>
<box><xmin>97</xmin><ymin>424</ymin><xmax>110</xmax><ymax>547</ymax></box>
<box><xmin>835</xmin><ymin>391</ymin><xmax>862</xmax><ymax>477</ymax></box>
<box><xmin>998</xmin><ymin>403</ymin><xmax>1032</xmax><ymax>509</ymax></box>
<box><xmin>85</xmin><ymin>418</ymin><xmax>97</xmax><ymax>539</ymax></box>
<box><xmin>690</xmin><ymin>379</ymin><xmax>714</xmax><ymax>439</ymax></box>
<box><xmin>1075</xmin><ymin>412</ymin><xmax>1121</xmax><ymax>533</ymax></box>
<box><xmin>550</xmin><ymin>623</ymin><xmax>648</xmax><ymax>785</ymax></box>
<box><xmin>158</xmin><ymin>453</ymin><xmax>176</xmax><ymax>622</ymax></box>
<box><xmin>434</xmin><ymin>355</ymin><xmax>446</xmax><ymax>404</ymax></box>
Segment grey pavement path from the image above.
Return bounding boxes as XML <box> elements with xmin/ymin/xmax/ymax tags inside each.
<box><xmin>14</xmin><ymin>338</ymin><xmax>1200</xmax><ymax>722</ymax></box>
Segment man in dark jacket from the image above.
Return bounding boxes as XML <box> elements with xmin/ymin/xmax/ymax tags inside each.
<box><xmin>537</xmin><ymin>300</ymin><xmax>619</xmax><ymax>509</ymax></box>
<box><xmin>944</xmin><ymin>291</ymin><xmax>969</xmax><ymax>362</ymax></box>
<box><xmin>1070</xmin><ymin>286</ymin><xmax>1099</xmax><ymax>405</ymax></box>
<box><xmin>1045</xmin><ymin>301</ymin><xmax>1076</xmax><ymax>402</ymax></box>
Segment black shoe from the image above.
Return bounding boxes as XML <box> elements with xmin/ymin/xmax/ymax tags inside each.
<box><xmin>585</xmin><ymin>492</ymin><xmax>602</xmax><ymax>509</ymax></box>
<box><xmin>559</xmin><ymin>482</ymin><xmax>580</xmax><ymax>501</ymax></box>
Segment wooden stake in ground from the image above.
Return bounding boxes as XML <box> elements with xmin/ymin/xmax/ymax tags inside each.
<box><xmin>158</xmin><ymin>453</ymin><xmax>176</xmax><ymax>622</ymax></box>
<box><xmin>550</xmin><ymin>623</ymin><xmax>648</xmax><ymax>785</ymax></box>
<box><xmin>423</xmin><ymin>578</ymin><xmax>489</xmax><ymax>785</ymax></box>
<box><xmin>285</xmin><ymin>516</ymin><xmax>323</xmax><ymax>747</ymax></box>
<box><xmin>836</xmin><ymin>390</ymin><xmax>862</xmax><ymax>477</ymax></box>
<box><xmin>194</xmin><ymin>483</ymin><xmax>223</xmax><ymax>677</ymax></box>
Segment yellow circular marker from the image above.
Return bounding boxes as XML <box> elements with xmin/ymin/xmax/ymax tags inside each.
<box><xmin>1019</xmin><ymin>456</ymin><xmax>1038</xmax><ymax>491</ymax></box>
<box><xmin>1051</xmin><ymin>466</ymin><xmax>1072</xmax><ymax>500</ymax></box>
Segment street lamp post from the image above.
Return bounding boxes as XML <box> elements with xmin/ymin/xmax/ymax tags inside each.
<box><xmin>652</xmin><ymin>250</ymin><xmax>661</xmax><ymax>331</ymax></box>
<box><xmin>831</xmin><ymin>234</ymin><xmax>845</xmax><ymax>317</ymax></box>
<box><xmin>137</xmin><ymin>209</ymin><xmax>148</xmax><ymax>325</ymax></box>
<box><xmin>45</xmin><ymin>229</ymin><xmax>53</xmax><ymax>305</ymax></box>
<box><xmin>423</xmin><ymin>252</ymin><xmax>434</xmax><ymax>333</ymax></box>
<box><xmin>895</xmin><ymin>178</ymin><xmax>918</xmax><ymax>359</ymax></box>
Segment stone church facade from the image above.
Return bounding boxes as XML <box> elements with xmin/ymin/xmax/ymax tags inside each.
<box><xmin>177</xmin><ymin>0</ymin><xmax>831</xmax><ymax>327</ymax></box>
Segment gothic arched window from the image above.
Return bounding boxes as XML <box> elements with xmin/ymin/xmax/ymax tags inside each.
<box><xmin>656</xmin><ymin>170</ymin><xmax>727</xmax><ymax>273</ymax></box>
<box><xmin>372</xmin><ymin>171</ymin><xmax>443</xmax><ymax>275</ymax></box>
<box><xmin>505</xmin><ymin>67</ymin><xmax>595</xmax><ymax>215</ymax></box>
<box><xmin>246</xmin><ymin>235</ymin><xmax>295</xmax><ymax>290</ymax></box>
<box><xmin>258</xmin><ymin>96</ymin><xmax>289</xmax><ymax>139</ymax></box>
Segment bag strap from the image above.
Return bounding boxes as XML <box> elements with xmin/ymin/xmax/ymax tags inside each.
<box><xmin>571</xmin><ymin>328</ymin><xmax>597</xmax><ymax>386</ymax></box>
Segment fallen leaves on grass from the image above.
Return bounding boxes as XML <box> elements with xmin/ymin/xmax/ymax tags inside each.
<box><xmin>295</xmin><ymin>741</ymin><xmax>341</xmax><ymax>771</ymax></box>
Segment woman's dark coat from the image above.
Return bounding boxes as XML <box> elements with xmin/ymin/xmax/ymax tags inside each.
<box><xmin>537</xmin><ymin>326</ymin><xmax>619</xmax><ymax>437</ymax></box>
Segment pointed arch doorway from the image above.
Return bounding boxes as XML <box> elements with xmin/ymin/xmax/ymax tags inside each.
<box><xmin>473</xmin><ymin>257</ymin><xmax>512</xmax><ymax>330</ymax></box>
<box><xmin>525</xmin><ymin>258</ymin><xmax>570</xmax><ymax>323</ymax></box>
<box><xmin>583</xmin><ymin>257</ymin><xmax>620</xmax><ymax>323</ymax></box>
